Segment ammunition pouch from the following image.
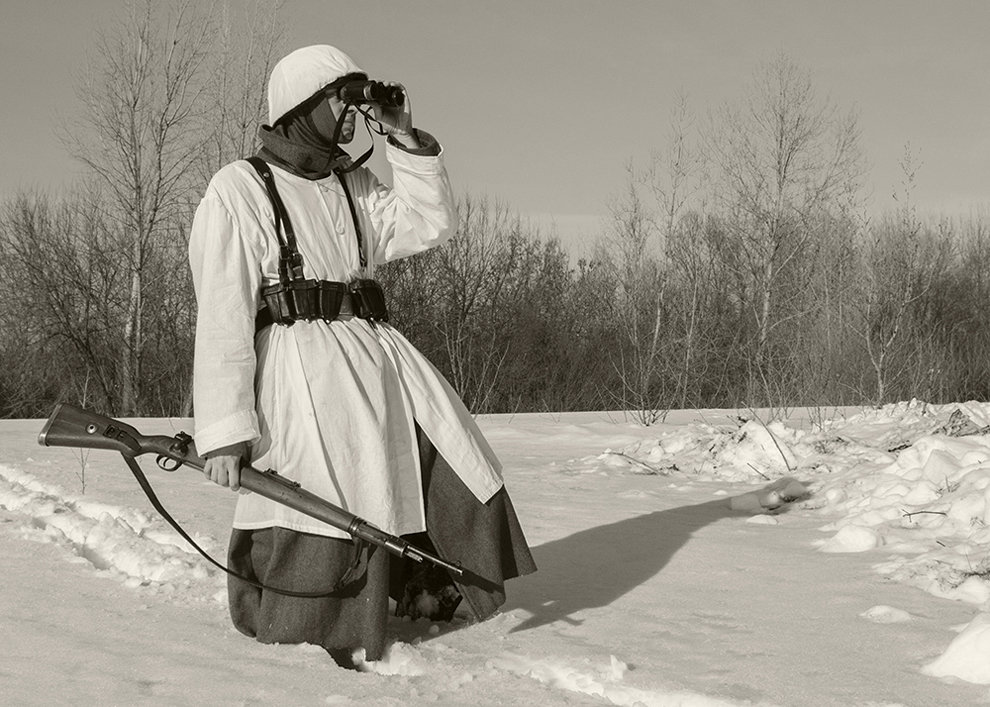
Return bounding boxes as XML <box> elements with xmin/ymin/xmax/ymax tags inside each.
<box><xmin>260</xmin><ymin>279</ymin><xmax>347</xmax><ymax>327</ymax></box>
<box><xmin>256</xmin><ymin>278</ymin><xmax>389</xmax><ymax>332</ymax></box>
<box><xmin>349</xmin><ymin>279</ymin><xmax>389</xmax><ymax>322</ymax></box>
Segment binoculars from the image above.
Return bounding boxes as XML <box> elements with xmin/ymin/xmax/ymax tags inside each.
<box><xmin>337</xmin><ymin>80</ymin><xmax>405</xmax><ymax>108</ymax></box>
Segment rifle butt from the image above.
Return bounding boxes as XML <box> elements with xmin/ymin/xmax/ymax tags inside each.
<box><xmin>38</xmin><ymin>403</ymin><xmax>144</xmax><ymax>456</ymax></box>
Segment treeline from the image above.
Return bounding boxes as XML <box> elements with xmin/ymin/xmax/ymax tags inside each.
<box><xmin>2</xmin><ymin>5</ymin><xmax>989</xmax><ymax>421</ymax></box>
<box><xmin>6</xmin><ymin>185</ymin><xmax>989</xmax><ymax>420</ymax></box>
<box><xmin>379</xmin><ymin>199</ymin><xmax>990</xmax><ymax>420</ymax></box>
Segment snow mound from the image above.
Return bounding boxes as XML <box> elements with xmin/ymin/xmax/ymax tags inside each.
<box><xmin>922</xmin><ymin>612</ymin><xmax>990</xmax><ymax>684</ymax></box>
<box><xmin>585</xmin><ymin>417</ymin><xmax>807</xmax><ymax>481</ymax></box>
<box><xmin>817</xmin><ymin>525</ymin><xmax>884</xmax><ymax>553</ymax></box>
<box><xmin>809</xmin><ymin>405</ymin><xmax>990</xmax><ymax>605</ymax></box>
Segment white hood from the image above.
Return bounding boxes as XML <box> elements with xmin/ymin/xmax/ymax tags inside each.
<box><xmin>267</xmin><ymin>45</ymin><xmax>365</xmax><ymax>125</ymax></box>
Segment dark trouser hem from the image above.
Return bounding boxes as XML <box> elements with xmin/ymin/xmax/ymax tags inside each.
<box><xmin>225</xmin><ymin>425</ymin><xmax>537</xmax><ymax>659</ymax></box>
<box><xmin>413</xmin><ymin>425</ymin><xmax>537</xmax><ymax>621</ymax></box>
<box><xmin>227</xmin><ymin>528</ymin><xmax>391</xmax><ymax>660</ymax></box>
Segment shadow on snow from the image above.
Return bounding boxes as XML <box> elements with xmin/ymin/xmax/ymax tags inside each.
<box><xmin>505</xmin><ymin>489</ymin><xmax>802</xmax><ymax>633</ymax></box>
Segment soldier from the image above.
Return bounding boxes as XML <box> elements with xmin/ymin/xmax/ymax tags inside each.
<box><xmin>189</xmin><ymin>44</ymin><xmax>535</xmax><ymax>667</ymax></box>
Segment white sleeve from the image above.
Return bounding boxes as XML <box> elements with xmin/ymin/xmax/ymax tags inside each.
<box><xmin>187</xmin><ymin>189</ymin><xmax>263</xmax><ymax>455</ymax></box>
<box><xmin>362</xmin><ymin>131</ymin><xmax>459</xmax><ymax>264</ymax></box>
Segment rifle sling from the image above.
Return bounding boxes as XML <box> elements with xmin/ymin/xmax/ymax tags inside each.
<box><xmin>121</xmin><ymin>454</ymin><xmax>367</xmax><ymax>598</ymax></box>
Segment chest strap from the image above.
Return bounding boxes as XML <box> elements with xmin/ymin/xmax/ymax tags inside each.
<box><xmin>244</xmin><ymin>157</ymin><xmax>387</xmax><ymax>331</ymax></box>
<box><xmin>245</xmin><ymin>156</ymin><xmax>366</xmax><ymax>274</ymax></box>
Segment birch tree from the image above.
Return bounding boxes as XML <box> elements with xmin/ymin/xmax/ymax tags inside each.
<box><xmin>61</xmin><ymin>0</ymin><xmax>214</xmax><ymax>414</ymax></box>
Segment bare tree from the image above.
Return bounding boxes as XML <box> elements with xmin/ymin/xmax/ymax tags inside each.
<box><xmin>381</xmin><ymin>196</ymin><xmax>534</xmax><ymax>413</ymax></box>
<box><xmin>644</xmin><ymin>93</ymin><xmax>720</xmax><ymax>409</ymax></box>
<box><xmin>434</xmin><ymin>196</ymin><xmax>530</xmax><ymax>412</ymax></box>
<box><xmin>60</xmin><ymin>0</ymin><xmax>215</xmax><ymax>414</ymax></box>
<box><xmin>645</xmin><ymin>90</ymin><xmax>700</xmax><ymax>242</ymax></box>
<box><xmin>198</xmin><ymin>1</ymin><xmax>284</xmax><ymax>181</ymax></box>
<box><xmin>602</xmin><ymin>164</ymin><xmax>670</xmax><ymax>423</ymax></box>
<box><xmin>852</xmin><ymin>147</ymin><xmax>950</xmax><ymax>404</ymax></box>
<box><xmin>380</xmin><ymin>194</ymin><xmax>588</xmax><ymax>414</ymax></box>
<box><xmin>705</xmin><ymin>53</ymin><xmax>865</xmax><ymax>400</ymax></box>
<box><xmin>0</xmin><ymin>189</ymin><xmax>119</xmax><ymax>415</ymax></box>
<box><xmin>605</xmin><ymin>94</ymin><xmax>708</xmax><ymax>422</ymax></box>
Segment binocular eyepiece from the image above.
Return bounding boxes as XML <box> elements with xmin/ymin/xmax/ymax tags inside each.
<box><xmin>337</xmin><ymin>80</ymin><xmax>405</xmax><ymax>108</ymax></box>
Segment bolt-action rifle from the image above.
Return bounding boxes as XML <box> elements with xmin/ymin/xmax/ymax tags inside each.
<box><xmin>38</xmin><ymin>403</ymin><xmax>463</xmax><ymax>591</ymax></box>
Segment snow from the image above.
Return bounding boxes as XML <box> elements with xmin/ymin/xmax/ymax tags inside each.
<box><xmin>3</xmin><ymin>402</ymin><xmax>990</xmax><ymax>704</ymax></box>
<box><xmin>860</xmin><ymin>605</ymin><xmax>914</xmax><ymax>624</ymax></box>
<box><xmin>922</xmin><ymin>612</ymin><xmax>990</xmax><ymax>683</ymax></box>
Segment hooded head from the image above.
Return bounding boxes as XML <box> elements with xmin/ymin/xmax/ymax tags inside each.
<box><xmin>267</xmin><ymin>45</ymin><xmax>366</xmax><ymax>125</ymax></box>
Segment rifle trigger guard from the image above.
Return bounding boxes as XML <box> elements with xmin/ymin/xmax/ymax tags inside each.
<box><xmin>156</xmin><ymin>432</ymin><xmax>194</xmax><ymax>471</ymax></box>
<box><xmin>157</xmin><ymin>454</ymin><xmax>182</xmax><ymax>472</ymax></box>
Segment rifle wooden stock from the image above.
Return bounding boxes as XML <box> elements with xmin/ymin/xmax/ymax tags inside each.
<box><xmin>38</xmin><ymin>403</ymin><xmax>463</xmax><ymax>577</ymax></box>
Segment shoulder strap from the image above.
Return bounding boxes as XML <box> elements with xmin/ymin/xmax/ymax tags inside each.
<box><xmin>246</xmin><ymin>156</ymin><xmax>304</xmax><ymax>281</ymax></box>
<box><xmin>246</xmin><ymin>156</ymin><xmax>369</xmax><ymax>277</ymax></box>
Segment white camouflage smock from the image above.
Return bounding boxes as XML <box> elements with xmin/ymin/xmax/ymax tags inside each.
<box><xmin>189</xmin><ymin>141</ymin><xmax>503</xmax><ymax>539</ymax></box>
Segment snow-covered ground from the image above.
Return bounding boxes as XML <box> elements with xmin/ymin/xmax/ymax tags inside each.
<box><xmin>3</xmin><ymin>402</ymin><xmax>990</xmax><ymax>706</ymax></box>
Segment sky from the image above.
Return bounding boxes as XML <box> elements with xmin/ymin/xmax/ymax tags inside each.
<box><xmin>2</xmin><ymin>0</ymin><xmax>988</xmax><ymax>257</ymax></box>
